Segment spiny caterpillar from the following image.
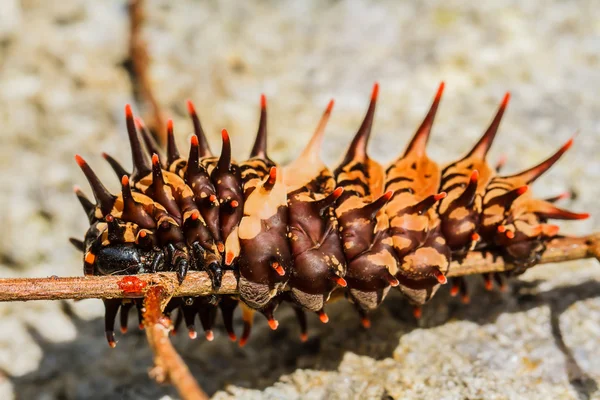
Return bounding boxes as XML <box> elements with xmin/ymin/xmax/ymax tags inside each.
<box><xmin>70</xmin><ymin>83</ymin><xmax>589</xmax><ymax>347</ymax></box>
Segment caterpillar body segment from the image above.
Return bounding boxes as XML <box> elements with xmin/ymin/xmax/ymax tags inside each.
<box><xmin>72</xmin><ymin>84</ymin><xmax>589</xmax><ymax>347</ymax></box>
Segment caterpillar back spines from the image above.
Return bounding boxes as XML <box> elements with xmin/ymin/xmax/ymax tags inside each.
<box><xmin>124</xmin><ymin>104</ymin><xmax>152</xmax><ymax>181</ymax></box>
<box><xmin>212</xmin><ymin>129</ymin><xmax>244</xmax><ymax>261</ymax></box>
<box><xmin>437</xmin><ymin>93</ymin><xmax>510</xmax><ymax>253</ymax></box>
<box><xmin>102</xmin><ymin>152</ymin><xmax>130</xmax><ymax>179</ymax></box>
<box><xmin>238</xmin><ymin>168</ymin><xmax>291</xmax><ymax>309</ymax></box>
<box><xmin>332</xmin><ymin>86</ymin><xmax>402</xmax><ymax>311</ymax></box>
<box><xmin>187</xmin><ymin>100</ymin><xmax>213</xmax><ymax>158</ymax></box>
<box><xmin>75</xmin><ymin>155</ymin><xmax>117</xmax><ymax>217</ymax></box>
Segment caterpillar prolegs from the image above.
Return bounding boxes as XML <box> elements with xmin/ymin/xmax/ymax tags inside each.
<box><xmin>71</xmin><ymin>83</ymin><xmax>589</xmax><ymax>347</ymax></box>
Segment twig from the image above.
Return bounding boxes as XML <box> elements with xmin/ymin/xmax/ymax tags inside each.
<box><xmin>143</xmin><ymin>285</ymin><xmax>209</xmax><ymax>400</ymax></box>
<box><xmin>128</xmin><ymin>0</ymin><xmax>166</xmax><ymax>144</ymax></box>
<box><xmin>0</xmin><ymin>271</ymin><xmax>238</xmax><ymax>302</ymax></box>
<box><xmin>0</xmin><ymin>234</ymin><xmax>597</xmax><ymax>302</ymax></box>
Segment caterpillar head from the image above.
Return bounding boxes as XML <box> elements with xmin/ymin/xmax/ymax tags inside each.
<box><xmin>87</xmin><ymin>243</ymin><xmax>166</xmax><ymax>276</ymax></box>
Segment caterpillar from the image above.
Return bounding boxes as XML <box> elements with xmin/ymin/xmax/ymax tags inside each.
<box><xmin>70</xmin><ymin>82</ymin><xmax>589</xmax><ymax>347</ymax></box>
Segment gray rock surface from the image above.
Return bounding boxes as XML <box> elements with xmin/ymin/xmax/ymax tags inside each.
<box><xmin>0</xmin><ymin>1</ymin><xmax>598</xmax><ymax>399</ymax></box>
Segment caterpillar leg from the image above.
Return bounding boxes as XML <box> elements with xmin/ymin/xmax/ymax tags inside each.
<box><xmin>198</xmin><ymin>296</ymin><xmax>219</xmax><ymax>341</ymax></box>
<box><xmin>103</xmin><ymin>298</ymin><xmax>121</xmax><ymax>348</ymax></box>
<box><xmin>292</xmin><ymin>306</ymin><xmax>308</xmax><ymax>342</ymax></box>
<box><xmin>182</xmin><ymin>298</ymin><xmax>198</xmax><ymax>339</ymax></box>
<box><xmin>449</xmin><ymin>277</ymin><xmax>470</xmax><ymax>304</ymax></box>
<box><xmin>219</xmin><ymin>296</ymin><xmax>238</xmax><ymax>342</ymax></box>
<box><xmin>119</xmin><ymin>300</ymin><xmax>134</xmax><ymax>334</ymax></box>
<box><xmin>239</xmin><ymin>303</ymin><xmax>255</xmax><ymax>348</ymax></box>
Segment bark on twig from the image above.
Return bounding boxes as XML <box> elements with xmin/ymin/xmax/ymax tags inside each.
<box><xmin>143</xmin><ymin>285</ymin><xmax>209</xmax><ymax>400</ymax></box>
<box><xmin>0</xmin><ymin>234</ymin><xmax>597</xmax><ymax>302</ymax></box>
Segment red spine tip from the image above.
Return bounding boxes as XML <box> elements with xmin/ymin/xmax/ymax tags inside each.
<box><xmin>74</xmin><ymin>154</ymin><xmax>86</xmax><ymax>167</ymax></box>
<box><xmin>497</xmin><ymin>225</ymin><xmax>506</xmax><ymax>233</ymax></box>
<box><xmin>326</xmin><ymin>99</ymin><xmax>335</xmax><ymax>113</ymax></box>
<box><xmin>470</xmin><ymin>169</ymin><xmax>479</xmax><ymax>182</ymax></box>
<box><xmin>484</xmin><ymin>278</ymin><xmax>493</xmax><ymax>291</ymax></box>
<box><xmin>225</xmin><ymin>251</ymin><xmax>235</xmax><ymax>266</ymax></box>
<box><xmin>564</xmin><ymin>137</ymin><xmax>574</xmax><ymax>151</ymax></box>
<box><xmin>516</xmin><ymin>185</ymin><xmax>528</xmax><ymax>195</ymax></box>
<box><xmin>318</xmin><ymin>311</ymin><xmax>329</xmax><ymax>324</ymax></box>
<box><xmin>125</xmin><ymin>104</ymin><xmax>133</xmax><ymax>118</ymax></box>
<box><xmin>361</xmin><ymin>317</ymin><xmax>371</xmax><ymax>329</ymax></box>
<box><xmin>505</xmin><ymin>230</ymin><xmax>515</xmax><ymax>239</ymax></box>
<box><xmin>120</xmin><ymin>327</ymin><xmax>128</xmax><ymax>334</ymax></box>
<box><xmin>105</xmin><ymin>214</ymin><xmax>114</xmax><ymax>222</ymax></box>
<box><xmin>436</xmin><ymin>273</ymin><xmax>448</xmax><ymax>285</ymax></box>
<box><xmin>387</xmin><ymin>275</ymin><xmax>399</xmax><ymax>287</ymax></box>
<box><xmin>152</xmin><ymin>153</ymin><xmax>159</xmax><ymax>165</ymax></box>
<box><xmin>577</xmin><ymin>213</ymin><xmax>590</xmax><ymax>220</ymax></box>
<box><xmin>413</xmin><ymin>307</ymin><xmax>422</xmax><ymax>319</ymax></box>
<box><xmin>73</xmin><ymin>185</ymin><xmax>81</xmax><ymax>193</ymax></box>
<box><xmin>108</xmin><ymin>340</ymin><xmax>117</xmax><ymax>349</ymax></box>
<box><xmin>167</xmin><ymin>119</ymin><xmax>173</xmax><ymax>133</ymax></box>
<box><xmin>190</xmin><ymin>135</ymin><xmax>199</xmax><ymax>146</ymax></box>
<box><xmin>209</xmin><ymin>194</ymin><xmax>217</xmax><ymax>203</ymax></box>
<box><xmin>335</xmin><ymin>276</ymin><xmax>347</xmax><ymax>287</ymax></box>
<box><xmin>268</xmin><ymin>167</ymin><xmax>277</xmax><ymax>185</ymax></box>
<box><xmin>205</xmin><ymin>330</ymin><xmax>215</xmax><ymax>341</ymax></box>
<box><xmin>101</xmin><ymin>152</ymin><xmax>108</xmax><ymax>160</ymax></box>
<box><xmin>450</xmin><ymin>285</ymin><xmax>459</xmax><ymax>297</ymax></box>
<box><xmin>471</xmin><ymin>232</ymin><xmax>481</xmax><ymax>242</ymax></box>
<box><xmin>188</xmin><ymin>330</ymin><xmax>197</xmax><ymax>340</ymax></box>
<box><xmin>230</xmin><ymin>200</ymin><xmax>239</xmax><ymax>208</ymax></box>
<box><xmin>228</xmin><ymin>332</ymin><xmax>237</xmax><ymax>342</ymax></box>
<box><xmin>267</xmin><ymin>318</ymin><xmax>279</xmax><ymax>330</ymax></box>
<box><xmin>434</xmin><ymin>192</ymin><xmax>447</xmax><ymax>201</ymax></box>
<box><xmin>186</xmin><ymin>100</ymin><xmax>196</xmax><ymax>115</ymax></box>
<box><xmin>300</xmin><ymin>333</ymin><xmax>308</xmax><ymax>342</ymax></box>
<box><xmin>332</xmin><ymin>187</ymin><xmax>344</xmax><ymax>199</ymax></box>
<box><xmin>371</xmin><ymin>82</ymin><xmax>380</xmax><ymax>101</ymax></box>
<box><xmin>221</xmin><ymin>129</ymin><xmax>229</xmax><ymax>141</ymax></box>
<box><xmin>383</xmin><ymin>190</ymin><xmax>394</xmax><ymax>201</ymax></box>
<box><xmin>121</xmin><ymin>175</ymin><xmax>129</xmax><ymax>186</ymax></box>
<box><xmin>435</xmin><ymin>81</ymin><xmax>445</xmax><ymax>100</ymax></box>
<box><xmin>501</xmin><ymin>92</ymin><xmax>511</xmax><ymax>108</ymax></box>
<box><xmin>260</xmin><ymin>94</ymin><xmax>267</xmax><ymax>109</ymax></box>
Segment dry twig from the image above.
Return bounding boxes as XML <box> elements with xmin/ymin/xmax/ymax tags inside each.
<box><xmin>0</xmin><ymin>234</ymin><xmax>597</xmax><ymax>303</ymax></box>
<box><xmin>143</xmin><ymin>285</ymin><xmax>209</xmax><ymax>400</ymax></box>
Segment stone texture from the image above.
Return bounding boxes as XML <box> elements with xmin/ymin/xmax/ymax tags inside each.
<box><xmin>0</xmin><ymin>1</ymin><xmax>599</xmax><ymax>399</ymax></box>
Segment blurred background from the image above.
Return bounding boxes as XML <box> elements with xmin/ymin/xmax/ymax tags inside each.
<box><xmin>0</xmin><ymin>0</ymin><xmax>599</xmax><ymax>399</ymax></box>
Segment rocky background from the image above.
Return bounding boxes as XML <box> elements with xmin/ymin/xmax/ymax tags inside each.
<box><xmin>0</xmin><ymin>0</ymin><xmax>599</xmax><ymax>399</ymax></box>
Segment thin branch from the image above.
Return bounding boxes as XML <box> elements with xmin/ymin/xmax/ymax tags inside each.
<box><xmin>128</xmin><ymin>0</ymin><xmax>166</xmax><ymax>144</ymax></box>
<box><xmin>0</xmin><ymin>233</ymin><xmax>597</xmax><ymax>302</ymax></box>
<box><xmin>143</xmin><ymin>285</ymin><xmax>209</xmax><ymax>400</ymax></box>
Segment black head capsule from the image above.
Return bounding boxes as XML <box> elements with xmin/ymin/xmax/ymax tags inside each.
<box><xmin>92</xmin><ymin>244</ymin><xmax>165</xmax><ymax>276</ymax></box>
